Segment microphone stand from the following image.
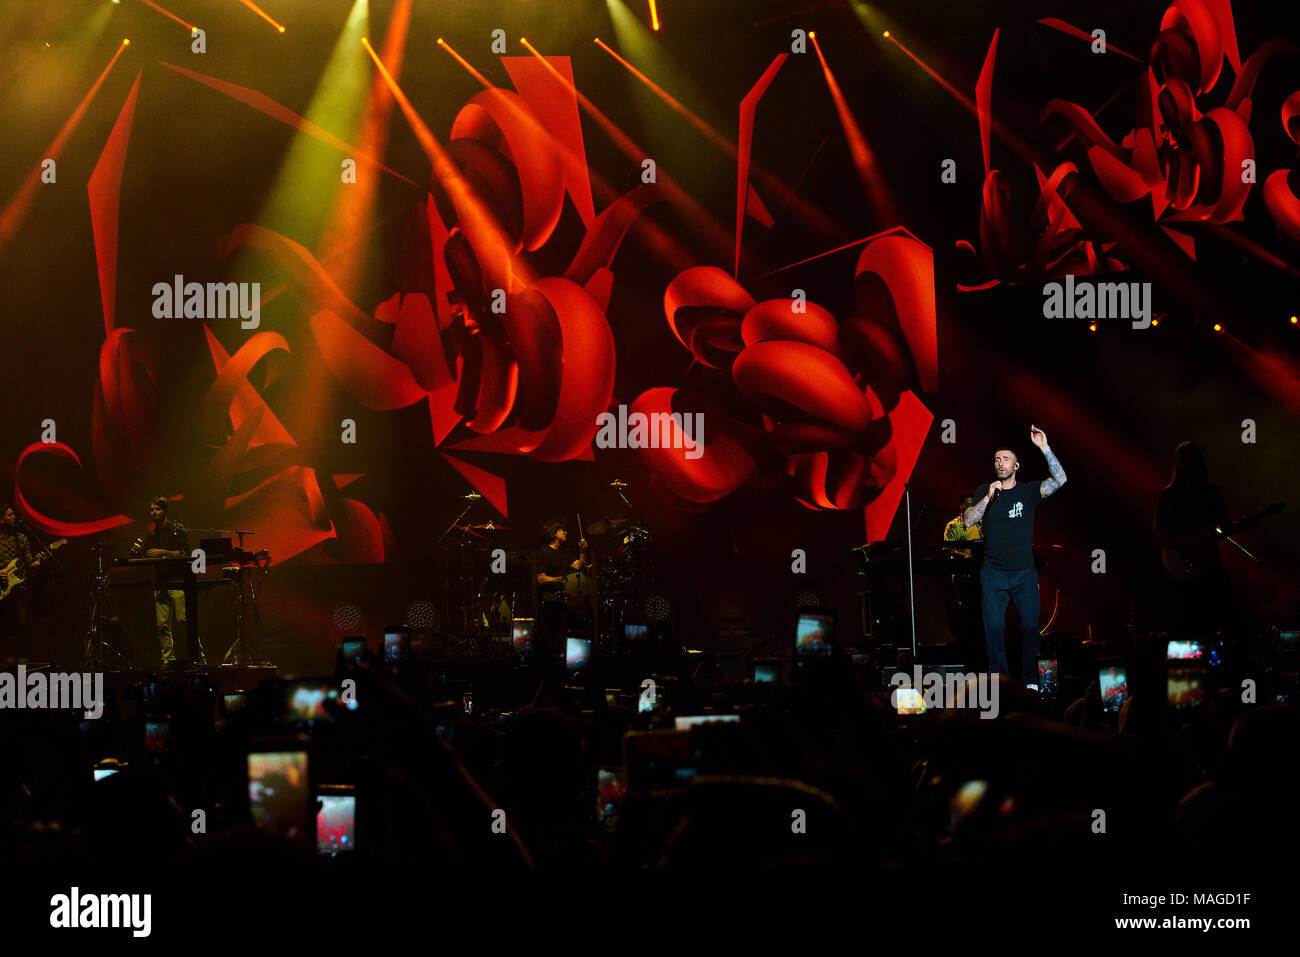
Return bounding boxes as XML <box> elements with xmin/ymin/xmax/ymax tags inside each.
<box><xmin>904</xmin><ymin>483</ymin><xmax>917</xmax><ymax>661</ymax></box>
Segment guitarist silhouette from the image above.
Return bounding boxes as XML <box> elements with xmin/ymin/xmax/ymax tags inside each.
<box><xmin>1153</xmin><ymin>442</ymin><xmax>1284</xmax><ymax>637</ymax></box>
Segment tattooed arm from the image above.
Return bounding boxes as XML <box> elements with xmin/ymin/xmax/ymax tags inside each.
<box><xmin>1031</xmin><ymin>425</ymin><xmax>1067</xmax><ymax>499</ymax></box>
<box><xmin>964</xmin><ymin>484</ymin><xmax>999</xmax><ymax>527</ymax></box>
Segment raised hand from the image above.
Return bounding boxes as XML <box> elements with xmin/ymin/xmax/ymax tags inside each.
<box><xmin>1029</xmin><ymin>424</ymin><xmax>1048</xmax><ymax>449</ymax></box>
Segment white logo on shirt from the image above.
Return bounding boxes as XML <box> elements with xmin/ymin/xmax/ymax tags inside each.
<box><xmin>1008</xmin><ymin>501</ymin><xmax>1023</xmax><ymax>519</ymax></box>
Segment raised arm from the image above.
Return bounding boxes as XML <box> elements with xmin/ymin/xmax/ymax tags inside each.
<box><xmin>1031</xmin><ymin>425</ymin><xmax>1067</xmax><ymax>499</ymax></box>
<box><xmin>964</xmin><ymin>487</ymin><xmax>996</xmax><ymax>527</ymax></box>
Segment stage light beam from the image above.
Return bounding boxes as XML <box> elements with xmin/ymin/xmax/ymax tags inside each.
<box><xmin>810</xmin><ymin>30</ymin><xmax>898</xmax><ymax>226</ymax></box>
<box><xmin>0</xmin><ymin>40</ymin><xmax>130</xmax><ymax>253</ymax></box>
<box><xmin>139</xmin><ymin>0</ymin><xmax>195</xmax><ymax>33</ymax></box>
<box><xmin>238</xmin><ymin>0</ymin><xmax>285</xmax><ymax>34</ymax></box>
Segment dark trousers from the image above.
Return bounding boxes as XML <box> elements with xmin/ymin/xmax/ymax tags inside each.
<box><xmin>0</xmin><ymin>586</ymin><xmax>31</xmax><ymax>661</ymax></box>
<box><xmin>980</xmin><ymin>565</ymin><xmax>1040</xmax><ymax>683</ymax></box>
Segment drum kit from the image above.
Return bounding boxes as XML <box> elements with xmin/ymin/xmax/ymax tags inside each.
<box><xmin>436</xmin><ymin>481</ymin><xmax>655</xmax><ymax>651</ymax></box>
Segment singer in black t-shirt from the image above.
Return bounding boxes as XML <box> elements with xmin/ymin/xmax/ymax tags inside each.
<box><xmin>962</xmin><ymin>426</ymin><xmax>1068</xmax><ymax>687</ymax></box>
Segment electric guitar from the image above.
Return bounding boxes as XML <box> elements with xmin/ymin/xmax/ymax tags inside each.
<box><xmin>1160</xmin><ymin>501</ymin><xmax>1285</xmax><ymax>581</ymax></box>
<box><xmin>0</xmin><ymin>538</ymin><xmax>67</xmax><ymax>602</ymax></box>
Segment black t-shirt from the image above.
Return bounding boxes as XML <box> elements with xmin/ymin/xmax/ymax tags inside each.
<box><xmin>974</xmin><ymin>481</ymin><xmax>1041</xmax><ymax>571</ymax></box>
<box><xmin>1154</xmin><ymin>483</ymin><xmax>1227</xmax><ymax>535</ymax></box>
<box><xmin>143</xmin><ymin>519</ymin><xmax>188</xmax><ymax>555</ymax></box>
<box><xmin>534</xmin><ymin>545</ymin><xmax>573</xmax><ymax>602</ymax></box>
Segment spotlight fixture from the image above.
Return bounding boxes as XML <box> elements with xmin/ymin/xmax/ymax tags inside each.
<box><xmin>1088</xmin><ymin>322</ymin><xmax>1097</xmax><ymax>332</ymax></box>
<box><xmin>1291</xmin><ymin>315</ymin><xmax>1298</xmax><ymax>325</ymax></box>
<box><xmin>122</xmin><ymin>38</ymin><xmax>130</xmax><ymax>46</ymax></box>
<box><xmin>883</xmin><ymin>30</ymin><xmax>890</xmax><ymax>38</ymax></box>
<box><xmin>1213</xmin><ymin>323</ymin><xmax>1223</xmax><ymax>333</ymax></box>
<box><xmin>1151</xmin><ymin>318</ymin><xmax>1159</xmax><ymax>327</ymax></box>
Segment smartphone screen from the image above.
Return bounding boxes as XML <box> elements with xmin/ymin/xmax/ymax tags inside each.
<box><xmin>247</xmin><ymin>750</ymin><xmax>311</xmax><ymax>844</ymax></box>
<box><xmin>145</xmin><ymin>717</ymin><xmax>172</xmax><ymax>755</ymax></box>
<box><xmin>316</xmin><ymin>788</ymin><xmax>356</xmax><ymax>856</ymax></box>
<box><xmin>1166</xmin><ymin>639</ymin><xmax>1204</xmax><ymax>661</ymax></box>
<box><xmin>222</xmin><ymin>692</ymin><xmax>249</xmax><ymax>717</ymax></box>
<box><xmin>795</xmin><ymin>609</ymin><xmax>834</xmax><ymax>659</ymax></box>
<box><xmin>622</xmin><ymin>729</ymin><xmax>695</xmax><ymax>791</ymax></box>
<box><xmin>1167</xmin><ymin>666</ymin><xmax>1206</xmax><ymax>711</ymax></box>
<box><xmin>282</xmin><ymin>679</ymin><xmax>356</xmax><ymax>727</ymax></box>
<box><xmin>1037</xmin><ymin>657</ymin><xmax>1059</xmax><ymax>695</ymax></box>
<box><xmin>754</xmin><ymin>659</ymin><xmax>781</xmax><ymax>683</ymax></box>
<box><xmin>1098</xmin><ymin>664</ymin><xmax>1128</xmax><ymax>714</ymax></box>
<box><xmin>93</xmin><ymin>767</ymin><xmax>120</xmax><ymax>782</ymax></box>
<box><xmin>511</xmin><ymin>618</ymin><xmax>535</xmax><ymax>656</ymax></box>
<box><xmin>595</xmin><ymin>768</ymin><xmax>625</xmax><ymax>831</ymax></box>
<box><xmin>382</xmin><ymin>628</ymin><xmax>409</xmax><ymax>665</ymax></box>
<box><xmin>340</xmin><ymin>637</ymin><xmax>366</xmax><ymax>664</ymax></box>
<box><xmin>565</xmin><ymin>636</ymin><xmax>591</xmax><ymax>673</ymax></box>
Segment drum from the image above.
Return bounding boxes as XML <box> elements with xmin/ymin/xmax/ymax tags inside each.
<box><xmin>564</xmin><ymin>567</ymin><xmax>595</xmax><ymax>608</ymax></box>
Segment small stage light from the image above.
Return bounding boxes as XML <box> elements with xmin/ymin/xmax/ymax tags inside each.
<box><xmin>1088</xmin><ymin>322</ymin><xmax>1097</xmax><ymax>332</ymax></box>
<box><xmin>1291</xmin><ymin>315</ymin><xmax>1298</xmax><ymax>325</ymax></box>
<box><xmin>809</xmin><ymin>31</ymin><xmax>816</xmax><ymax>39</ymax></box>
<box><xmin>883</xmin><ymin>30</ymin><xmax>890</xmax><ymax>38</ymax></box>
<box><xmin>1213</xmin><ymin>323</ymin><xmax>1223</xmax><ymax>332</ymax></box>
<box><xmin>1151</xmin><ymin>318</ymin><xmax>1159</xmax><ymax>327</ymax></box>
<box><xmin>277</xmin><ymin>25</ymin><xmax>285</xmax><ymax>33</ymax></box>
<box><xmin>121</xmin><ymin>38</ymin><xmax>130</xmax><ymax>46</ymax></box>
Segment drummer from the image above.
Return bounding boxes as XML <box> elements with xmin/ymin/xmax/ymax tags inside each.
<box><xmin>533</xmin><ymin>519</ymin><xmax>590</xmax><ymax>654</ymax></box>
<box><xmin>943</xmin><ymin>493</ymin><xmax>982</xmax><ymax>558</ymax></box>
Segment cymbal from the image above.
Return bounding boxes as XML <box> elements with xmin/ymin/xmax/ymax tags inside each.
<box><xmin>588</xmin><ymin>516</ymin><xmax>633</xmax><ymax>535</ymax></box>
<box><xmin>464</xmin><ymin>522</ymin><xmax>510</xmax><ymax>530</ymax></box>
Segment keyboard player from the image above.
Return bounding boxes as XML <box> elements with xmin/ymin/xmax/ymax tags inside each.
<box><xmin>134</xmin><ymin>496</ymin><xmax>206</xmax><ymax>666</ymax></box>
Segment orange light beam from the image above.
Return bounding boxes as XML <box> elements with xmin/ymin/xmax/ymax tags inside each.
<box><xmin>439</xmin><ymin>36</ymin><xmax>620</xmax><ymax>211</ymax></box>
<box><xmin>595</xmin><ymin>37</ymin><xmax>847</xmax><ymax>243</ymax></box>
<box><xmin>436</xmin><ymin>35</ymin><xmax>494</xmax><ymax>88</ymax></box>
<box><xmin>519</xmin><ymin>37</ymin><xmax>735</xmax><ymax>269</ymax></box>
<box><xmin>139</xmin><ymin>0</ymin><xmax>195</xmax><ymax>33</ymax></box>
<box><xmin>0</xmin><ymin>41</ymin><xmax>129</xmax><ymax>254</ymax></box>
<box><xmin>439</xmin><ymin>37</ymin><xmax>697</xmax><ymax>279</ymax></box>
<box><xmin>751</xmin><ymin>226</ymin><xmax>904</xmax><ymax>279</ymax></box>
<box><xmin>263</xmin><ymin>203</ymin><xmax>407</xmax><ymax>308</ymax></box>
<box><xmin>362</xmin><ymin>35</ymin><xmax>532</xmax><ymax>288</ymax></box>
<box><xmin>594</xmin><ymin>37</ymin><xmax>731</xmax><ymax>156</ymax></box>
<box><xmin>238</xmin><ymin>0</ymin><xmax>286</xmax><ymax>34</ymax></box>
<box><xmin>0</xmin><ymin>44</ymin><xmax>47</xmax><ymax>90</ymax></box>
<box><xmin>809</xmin><ymin>31</ymin><xmax>898</xmax><ymax>226</ymax></box>
<box><xmin>883</xmin><ymin>30</ymin><xmax>1040</xmax><ymax>171</ymax></box>
<box><xmin>649</xmin><ymin>0</ymin><xmax>660</xmax><ymax>31</ymax></box>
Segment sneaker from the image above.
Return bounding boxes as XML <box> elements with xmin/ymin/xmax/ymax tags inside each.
<box><xmin>1025</xmin><ymin>683</ymin><xmax>1039</xmax><ymax>692</ymax></box>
